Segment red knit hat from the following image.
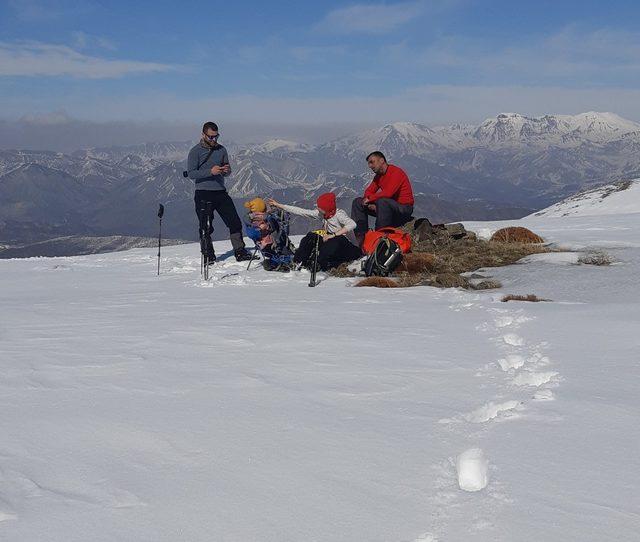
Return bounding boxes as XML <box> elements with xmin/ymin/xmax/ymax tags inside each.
<box><xmin>316</xmin><ymin>192</ymin><xmax>337</xmax><ymax>219</ymax></box>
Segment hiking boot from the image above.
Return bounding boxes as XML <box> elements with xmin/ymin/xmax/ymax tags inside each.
<box><xmin>234</xmin><ymin>248</ymin><xmax>258</xmax><ymax>262</ymax></box>
<box><xmin>263</xmin><ymin>260</ymin><xmax>290</xmax><ymax>273</ymax></box>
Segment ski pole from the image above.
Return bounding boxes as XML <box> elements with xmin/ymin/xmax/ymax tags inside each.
<box><xmin>309</xmin><ymin>233</ymin><xmax>320</xmax><ymax>287</ymax></box>
<box><xmin>157</xmin><ymin>204</ymin><xmax>165</xmax><ymax>276</ymax></box>
<box><xmin>246</xmin><ymin>244</ymin><xmax>260</xmax><ymax>271</ymax></box>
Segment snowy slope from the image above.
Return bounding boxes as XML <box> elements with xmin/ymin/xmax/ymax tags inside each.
<box><xmin>531</xmin><ymin>179</ymin><xmax>640</xmax><ymax>217</ymax></box>
<box><xmin>0</xmin><ymin>210</ymin><xmax>639</xmax><ymax>541</ymax></box>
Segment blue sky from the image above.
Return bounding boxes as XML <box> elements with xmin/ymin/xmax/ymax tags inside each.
<box><xmin>1</xmin><ymin>0</ymin><xmax>640</xmax><ymax>127</ymax></box>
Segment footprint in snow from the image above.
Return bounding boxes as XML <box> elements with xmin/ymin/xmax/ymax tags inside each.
<box><xmin>438</xmin><ymin>400</ymin><xmax>523</xmax><ymax>424</ymax></box>
<box><xmin>502</xmin><ymin>333</ymin><xmax>525</xmax><ymax>347</ymax></box>
<box><xmin>512</xmin><ymin>370</ymin><xmax>559</xmax><ymax>387</ymax></box>
<box><xmin>533</xmin><ymin>389</ymin><xmax>555</xmax><ymax>401</ymax></box>
<box><xmin>463</xmin><ymin>400</ymin><xmax>523</xmax><ymax>423</ymax></box>
<box><xmin>497</xmin><ymin>354</ymin><xmax>526</xmax><ymax>371</ymax></box>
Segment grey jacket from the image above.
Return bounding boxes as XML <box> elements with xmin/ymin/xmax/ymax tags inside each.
<box><xmin>187</xmin><ymin>142</ymin><xmax>231</xmax><ymax>191</ymax></box>
<box><xmin>279</xmin><ymin>204</ymin><xmax>356</xmax><ymax>235</ymax></box>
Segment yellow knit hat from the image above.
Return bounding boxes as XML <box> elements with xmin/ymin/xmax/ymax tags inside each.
<box><xmin>243</xmin><ymin>197</ymin><xmax>266</xmax><ymax>213</ymax></box>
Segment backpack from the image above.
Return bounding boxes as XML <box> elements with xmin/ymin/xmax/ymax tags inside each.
<box><xmin>245</xmin><ymin>210</ymin><xmax>295</xmax><ymax>268</ymax></box>
<box><xmin>363</xmin><ymin>236</ymin><xmax>403</xmax><ymax>277</ymax></box>
<box><xmin>362</xmin><ymin>227</ymin><xmax>412</xmax><ymax>255</ymax></box>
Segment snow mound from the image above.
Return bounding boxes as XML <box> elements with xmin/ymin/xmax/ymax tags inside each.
<box><xmin>532</xmin><ymin>179</ymin><xmax>640</xmax><ymax>217</ymax></box>
<box><xmin>456</xmin><ymin>448</ymin><xmax>489</xmax><ymax>492</ymax></box>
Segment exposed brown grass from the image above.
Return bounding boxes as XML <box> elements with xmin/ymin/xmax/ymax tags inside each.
<box><xmin>395</xmin><ymin>273</ymin><xmax>427</xmax><ymax>288</ymax></box>
<box><xmin>501</xmin><ymin>294</ymin><xmax>551</xmax><ymax>302</ymax></box>
<box><xmin>332</xmin><ymin>223</ymin><xmax>549</xmax><ymax>290</ymax></box>
<box><xmin>490</xmin><ymin>227</ymin><xmax>544</xmax><ymax>244</ymax></box>
<box><xmin>397</xmin><ymin>252</ymin><xmax>437</xmax><ymax>273</ymax></box>
<box><xmin>578</xmin><ymin>251</ymin><xmax>612</xmax><ymax>266</ymax></box>
<box><xmin>354</xmin><ymin>277</ymin><xmax>399</xmax><ymax>288</ymax></box>
<box><xmin>426</xmin><ymin>238</ymin><xmax>547</xmax><ymax>275</ymax></box>
<box><xmin>329</xmin><ymin>262</ymin><xmax>358</xmax><ymax>277</ymax></box>
<box><xmin>432</xmin><ymin>273</ymin><xmax>470</xmax><ymax>288</ymax></box>
<box><xmin>471</xmin><ymin>279</ymin><xmax>503</xmax><ymax>290</ymax></box>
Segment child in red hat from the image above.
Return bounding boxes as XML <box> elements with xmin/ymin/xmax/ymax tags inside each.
<box><xmin>268</xmin><ymin>193</ymin><xmax>362</xmax><ymax>271</ymax></box>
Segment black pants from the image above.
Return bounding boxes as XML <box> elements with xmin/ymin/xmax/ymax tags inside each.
<box><xmin>194</xmin><ymin>190</ymin><xmax>245</xmax><ymax>254</ymax></box>
<box><xmin>295</xmin><ymin>233</ymin><xmax>362</xmax><ymax>271</ymax></box>
<box><xmin>351</xmin><ymin>197</ymin><xmax>414</xmax><ymax>233</ymax></box>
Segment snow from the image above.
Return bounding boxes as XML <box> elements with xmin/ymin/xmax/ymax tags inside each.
<box><xmin>456</xmin><ymin>448</ymin><xmax>489</xmax><ymax>492</ymax></box>
<box><xmin>532</xmin><ymin>179</ymin><xmax>640</xmax><ymax>217</ymax></box>
<box><xmin>1</xmin><ymin>199</ymin><xmax>639</xmax><ymax>540</ymax></box>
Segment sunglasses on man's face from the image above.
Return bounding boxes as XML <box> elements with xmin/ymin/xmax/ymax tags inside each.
<box><xmin>205</xmin><ymin>133</ymin><xmax>220</xmax><ymax>141</ymax></box>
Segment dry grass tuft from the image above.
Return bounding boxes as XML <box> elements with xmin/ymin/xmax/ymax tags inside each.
<box><xmin>471</xmin><ymin>279</ymin><xmax>503</xmax><ymax>290</ymax></box>
<box><xmin>329</xmin><ymin>262</ymin><xmax>358</xmax><ymax>277</ymax></box>
<box><xmin>490</xmin><ymin>227</ymin><xmax>544</xmax><ymax>244</ymax></box>
<box><xmin>329</xmin><ymin>221</ymin><xmax>551</xmax><ymax>290</ymax></box>
<box><xmin>578</xmin><ymin>251</ymin><xmax>612</xmax><ymax>266</ymax></box>
<box><xmin>501</xmin><ymin>294</ymin><xmax>550</xmax><ymax>302</ymax></box>
<box><xmin>397</xmin><ymin>252</ymin><xmax>437</xmax><ymax>273</ymax></box>
<box><xmin>354</xmin><ymin>277</ymin><xmax>399</xmax><ymax>288</ymax></box>
<box><xmin>431</xmin><ymin>273</ymin><xmax>470</xmax><ymax>288</ymax></box>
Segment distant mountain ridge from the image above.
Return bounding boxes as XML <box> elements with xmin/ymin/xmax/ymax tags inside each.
<box><xmin>1</xmin><ymin>111</ymin><xmax>640</xmax><ymax>253</ymax></box>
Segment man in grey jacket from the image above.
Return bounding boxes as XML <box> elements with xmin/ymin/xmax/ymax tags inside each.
<box><xmin>187</xmin><ymin>121</ymin><xmax>255</xmax><ymax>262</ymax></box>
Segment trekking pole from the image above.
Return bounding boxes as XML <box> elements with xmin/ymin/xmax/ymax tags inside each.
<box><xmin>246</xmin><ymin>245</ymin><xmax>260</xmax><ymax>271</ymax></box>
<box><xmin>157</xmin><ymin>204</ymin><xmax>164</xmax><ymax>276</ymax></box>
<box><xmin>309</xmin><ymin>233</ymin><xmax>320</xmax><ymax>287</ymax></box>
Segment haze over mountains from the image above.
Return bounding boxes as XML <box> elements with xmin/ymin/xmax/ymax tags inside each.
<box><xmin>2</xmin><ymin>111</ymin><xmax>640</xmax><ymax>255</ymax></box>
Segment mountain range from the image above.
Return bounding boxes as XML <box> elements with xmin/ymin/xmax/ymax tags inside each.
<box><xmin>1</xmin><ymin>111</ymin><xmax>640</xmax><ymax>255</ymax></box>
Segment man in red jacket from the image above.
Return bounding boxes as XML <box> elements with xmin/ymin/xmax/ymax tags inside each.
<box><xmin>351</xmin><ymin>151</ymin><xmax>414</xmax><ymax>247</ymax></box>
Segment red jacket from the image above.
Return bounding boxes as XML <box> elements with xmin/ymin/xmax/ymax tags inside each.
<box><xmin>364</xmin><ymin>164</ymin><xmax>414</xmax><ymax>205</ymax></box>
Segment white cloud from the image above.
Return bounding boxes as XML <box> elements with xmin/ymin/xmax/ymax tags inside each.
<box><xmin>71</xmin><ymin>31</ymin><xmax>117</xmax><ymax>51</ymax></box>
<box><xmin>0</xmin><ymin>41</ymin><xmax>176</xmax><ymax>79</ymax></box>
<box><xmin>315</xmin><ymin>0</ymin><xmax>430</xmax><ymax>35</ymax></box>
<box><xmin>383</xmin><ymin>26</ymin><xmax>640</xmax><ymax>82</ymax></box>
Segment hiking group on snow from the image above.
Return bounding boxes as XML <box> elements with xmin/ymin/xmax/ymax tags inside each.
<box><xmin>186</xmin><ymin>121</ymin><xmax>415</xmax><ymax>279</ymax></box>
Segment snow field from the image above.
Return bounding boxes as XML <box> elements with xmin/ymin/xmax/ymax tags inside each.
<box><xmin>0</xmin><ymin>206</ymin><xmax>638</xmax><ymax>540</ymax></box>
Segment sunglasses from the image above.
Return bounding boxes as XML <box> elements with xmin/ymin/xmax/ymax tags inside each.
<box><xmin>205</xmin><ymin>134</ymin><xmax>220</xmax><ymax>141</ymax></box>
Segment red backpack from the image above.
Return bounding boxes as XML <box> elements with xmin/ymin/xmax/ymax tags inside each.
<box><xmin>362</xmin><ymin>227</ymin><xmax>412</xmax><ymax>255</ymax></box>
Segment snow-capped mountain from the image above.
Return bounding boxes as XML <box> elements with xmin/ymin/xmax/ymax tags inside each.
<box><xmin>531</xmin><ymin>179</ymin><xmax>640</xmax><ymax>217</ymax></box>
<box><xmin>4</xmin><ymin>111</ymin><xmax>640</xmax><ymax>251</ymax></box>
<box><xmin>250</xmin><ymin>139</ymin><xmax>312</xmax><ymax>154</ymax></box>
<box><xmin>469</xmin><ymin>111</ymin><xmax>640</xmax><ymax>148</ymax></box>
<box><xmin>73</xmin><ymin>141</ymin><xmax>194</xmax><ymax>163</ymax></box>
<box><xmin>320</xmin><ymin>122</ymin><xmax>450</xmax><ymax>162</ymax></box>
<box><xmin>318</xmin><ymin>112</ymin><xmax>640</xmax><ymax>158</ymax></box>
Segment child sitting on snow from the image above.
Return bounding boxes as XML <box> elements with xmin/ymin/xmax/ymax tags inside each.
<box><xmin>243</xmin><ymin>197</ymin><xmax>273</xmax><ymax>250</ymax></box>
<box><xmin>243</xmin><ymin>197</ymin><xmax>294</xmax><ymax>272</ymax></box>
<box><xmin>267</xmin><ymin>193</ymin><xmax>362</xmax><ymax>271</ymax></box>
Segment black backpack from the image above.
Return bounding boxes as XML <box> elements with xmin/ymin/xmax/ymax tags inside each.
<box><xmin>363</xmin><ymin>236</ymin><xmax>403</xmax><ymax>277</ymax></box>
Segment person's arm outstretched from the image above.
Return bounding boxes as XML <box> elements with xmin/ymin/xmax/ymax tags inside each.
<box><xmin>268</xmin><ymin>199</ymin><xmax>320</xmax><ymax>219</ymax></box>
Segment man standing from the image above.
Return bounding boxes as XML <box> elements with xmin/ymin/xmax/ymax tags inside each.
<box><xmin>186</xmin><ymin>121</ymin><xmax>255</xmax><ymax>262</ymax></box>
<box><xmin>351</xmin><ymin>151</ymin><xmax>414</xmax><ymax>247</ymax></box>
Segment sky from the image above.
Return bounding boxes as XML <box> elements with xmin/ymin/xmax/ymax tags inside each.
<box><xmin>1</xmin><ymin>0</ymin><xmax>640</xmax><ymax>147</ymax></box>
